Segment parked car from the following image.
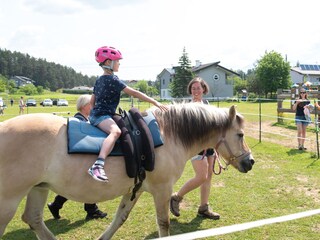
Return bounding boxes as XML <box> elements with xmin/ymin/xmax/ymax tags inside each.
<box><xmin>42</xmin><ymin>99</ymin><xmax>53</xmax><ymax>107</ymax></box>
<box><xmin>57</xmin><ymin>99</ymin><xmax>68</xmax><ymax>106</ymax></box>
<box><xmin>26</xmin><ymin>99</ymin><xmax>37</xmax><ymax>107</ymax></box>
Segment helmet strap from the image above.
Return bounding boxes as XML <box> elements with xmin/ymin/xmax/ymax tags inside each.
<box><xmin>110</xmin><ymin>60</ymin><xmax>115</xmax><ymax>70</ymax></box>
<box><xmin>101</xmin><ymin>60</ymin><xmax>114</xmax><ymax>73</ymax></box>
<box><xmin>102</xmin><ymin>65</ymin><xmax>113</xmax><ymax>71</ymax></box>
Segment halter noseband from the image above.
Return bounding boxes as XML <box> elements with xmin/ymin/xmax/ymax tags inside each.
<box><xmin>215</xmin><ymin>131</ymin><xmax>251</xmax><ymax>164</ymax></box>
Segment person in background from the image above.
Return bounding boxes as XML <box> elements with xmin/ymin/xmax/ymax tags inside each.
<box><xmin>88</xmin><ymin>46</ymin><xmax>168</xmax><ymax>182</ymax></box>
<box><xmin>10</xmin><ymin>98</ymin><xmax>14</xmax><ymax>106</ymax></box>
<box><xmin>170</xmin><ymin>77</ymin><xmax>220</xmax><ymax>220</ymax></box>
<box><xmin>19</xmin><ymin>96</ymin><xmax>25</xmax><ymax>114</ymax></box>
<box><xmin>47</xmin><ymin>94</ymin><xmax>108</xmax><ymax>221</ymax></box>
<box><xmin>0</xmin><ymin>98</ymin><xmax>4</xmax><ymax>115</ymax></box>
<box><xmin>292</xmin><ymin>88</ymin><xmax>310</xmax><ymax>150</ymax></box>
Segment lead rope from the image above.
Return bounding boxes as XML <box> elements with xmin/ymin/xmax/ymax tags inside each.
<box><xmin>212</xmin><ymin>151</ymin><xmax>227</xmax><ymax>175</ymax></box>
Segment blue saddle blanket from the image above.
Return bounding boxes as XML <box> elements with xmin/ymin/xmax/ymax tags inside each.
<box><xmin>67</xmin><ymin>111</ymin><xmax>163</xmax><ymax>155</ymax></box>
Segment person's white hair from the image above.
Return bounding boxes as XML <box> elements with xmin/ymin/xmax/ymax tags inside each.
<box><xmin>76</xmin><ymin>94</ymin><xmax>91</xmax><ymax>111</ymax></box>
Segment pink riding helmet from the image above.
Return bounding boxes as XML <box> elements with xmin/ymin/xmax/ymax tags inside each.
<box><xmin>95</xmin><ymin>46</ymin><xmax>122</xmax><ymax>63</ymax></box>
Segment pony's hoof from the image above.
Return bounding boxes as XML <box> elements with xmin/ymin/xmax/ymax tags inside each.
<box><xmin>170</xmin><ymin>193</ymin><xmax>182</xmax><ymax>217</ymax></box>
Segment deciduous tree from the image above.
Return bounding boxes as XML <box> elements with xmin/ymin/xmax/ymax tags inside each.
<box><xmin>256</xmin><ymin>51</ymin><xmax>291</xmax><ymax>98</ymax></box>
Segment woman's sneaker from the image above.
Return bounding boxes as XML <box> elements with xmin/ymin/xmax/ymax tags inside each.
<box><xmin>197</xmin><ymin>204</ymin><xmax>220</xmax><ymax>220</ymax></box>
<box><xmin>85</xmin><ymin>210</ymin><xmax>108</xmax><ymax>221</ymax></box>
<box><xmin>88</xmin><ymin>162</ymin><xmax>108</xmax><ymax>182</ymax></box>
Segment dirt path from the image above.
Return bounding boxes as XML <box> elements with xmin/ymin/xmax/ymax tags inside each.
<box><xmin>244</xmin><ymin>121</ymin><xmax>318</xmax><ymax>152</ymax></box>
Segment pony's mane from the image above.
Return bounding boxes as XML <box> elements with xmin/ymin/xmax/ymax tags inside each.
<box><xmin>154</xmin><ymin>103</ymin><xmax>243</xmax><ymax>148</ymax></box>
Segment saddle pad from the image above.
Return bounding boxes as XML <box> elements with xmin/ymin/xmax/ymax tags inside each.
<box><xmin>67</xmin><ymin>111</ymin><xmax>163</xmax><ymax>154</ymax></box>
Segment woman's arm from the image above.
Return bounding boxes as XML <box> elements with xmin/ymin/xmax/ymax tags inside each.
<box><xmin>292</xmin><ymin>100</ymin><xmax>298</xmax><ymax>111</ymax></box>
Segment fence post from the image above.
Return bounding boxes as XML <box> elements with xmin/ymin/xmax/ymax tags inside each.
<box><xmin>259</xmin><ymin>97</ymin><xmax>261</xmax><ymax>143</ymax></box>
<box><xmin>314</xmin><ymin>99</ymin><xmax>319</xmax><ymax>159</ymax></box>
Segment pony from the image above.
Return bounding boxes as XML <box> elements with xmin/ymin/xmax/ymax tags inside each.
<box><xmin>0</xmin><ymin>103</ymin><xmax>254</xmax><ymax>239</ymax></box>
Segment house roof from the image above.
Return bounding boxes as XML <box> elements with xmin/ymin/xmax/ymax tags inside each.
<box><xmin>192</xmin><ymin>61</ymin><xmax>220</xmax><ymax>71</ymax></box>
<box><xmin>193</xmin><ymin>61</ymin><xmax>240</xmax><ymax>76</ymax></box>
<box><xmin>291</xmin><ymin>64</ymin><xmax>320</xmax><ymax>75</ymax></box>
<box><xmin>11</xmin><ymin>76</ymin><xmax>35</xmax><ymax>82</ymax></box>
<box><xmin>157</xmin><ymin>68</ymin><xmax>175</xmax><ymax>77</ymax></box>
<box><xmin>160</xmin><ymin>61</ymin><xmax>239</xmax><ymax>77</ymax></box>
<box><xmin>71</xmin><ymin>86</ymin><xmax>93</xmax><ymax>90</ymax></box>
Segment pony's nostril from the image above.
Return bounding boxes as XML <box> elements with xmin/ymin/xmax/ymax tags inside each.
<box><xmin>250</xmin><ymin>159</ymin><xmax>255</xmax><ymax>165</ymax></box>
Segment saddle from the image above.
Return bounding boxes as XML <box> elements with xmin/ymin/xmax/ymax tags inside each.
<box><xmin>113</xmin><ymin>107</ymin><xmax>155</xmax><ymax>178</ymax></box>
<box><xmin>67</xmin><ymin>108</ymin><xmax>163</xmax><ymax>179</ymax></box>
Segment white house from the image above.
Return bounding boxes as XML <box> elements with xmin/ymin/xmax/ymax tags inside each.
<box><xmin>158</xmin><ymin>60</ymin><xmax>239</xmax><ymax>100</ymax></box>
<box><xmin>10</xmin><ymin>76</ymin><xmax>35</xmax><ymax>88</ymax></box>
<box><xmin>290</xmin><ymin>64</ymin><xmax>320</xmax><ymax>86</ymax></box>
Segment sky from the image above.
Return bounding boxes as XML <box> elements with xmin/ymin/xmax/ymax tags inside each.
<box><xmin>1</xmin><ymin>0</ymin><xmax>320</xmax><ymax>81</ymax></box>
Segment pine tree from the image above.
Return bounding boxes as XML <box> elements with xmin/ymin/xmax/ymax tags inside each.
<box><xmin>170</xmin><ymin>47</ymin><xmax>194</xmax><ymax>98</ymax></box>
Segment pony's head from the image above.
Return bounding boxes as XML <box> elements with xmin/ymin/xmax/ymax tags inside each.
<box><xmin>154</xmin><ymin>103</ymin><xmax>254</xmax><ymax>173</ymax></box>
<box><xmin>214</xmin><ymin>105</ymin><xmax>254</xmax><ymax>173</ymax></box>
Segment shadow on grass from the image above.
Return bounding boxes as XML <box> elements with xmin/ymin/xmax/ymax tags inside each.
<box><xmin>286</xmin><ymin>148</ymin><xmax>305</xmax><ymax>156</ymax></box>
<box><xmin>144</xmin><ymin>216</ymin><xmax>212</xmax><ymax>239</ymax></box>
<box><xmin>250</xmin><ymin>142</ymin><xmax>261</xmax><ymax>149</ymax></box>
<box><xmin>307</xmin><ymin>158</ymin><xmax>320</xmax><ymax>167</ymax></box>
<box><xmin>2</xmin><ymin>219</ymin><xmax>86</xmax><ymax>240</ymax></box>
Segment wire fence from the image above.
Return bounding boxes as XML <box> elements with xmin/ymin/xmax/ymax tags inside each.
<box><xmin>1</xmin><ymin>96</ymin><xmax>320</xmax><ymax>158</ymax></box>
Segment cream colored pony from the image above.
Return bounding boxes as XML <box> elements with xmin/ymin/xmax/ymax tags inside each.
<box><xmin>0</xmin><ymin>103</ymin><xmax>254</xmax><ymax>239</ymax></box>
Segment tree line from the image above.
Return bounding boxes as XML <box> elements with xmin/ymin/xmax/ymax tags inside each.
<box><xmin>0</xmin><ymin>47</ymin><xmax>292</xmax><ymax>99</ymax></box>
<box><xmin>0</xmin><ymin>48</ymin><xmax>97</xmax><ymax>91</ymax></box>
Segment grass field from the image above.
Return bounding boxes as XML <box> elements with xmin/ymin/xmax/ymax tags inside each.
<box><xmin>1</xmin><ymin>96</ymin><xmax>320</xmax><ymax>239</ymax></box>
<box><xmin>2</xmin><ymin>138</ymin><xmax>320</xmax><ymax>240</ymax></box>
<box><xmin>0</xmin><ymin>94</ymin><xmax>289</xmax><ymax>124</ymax></box>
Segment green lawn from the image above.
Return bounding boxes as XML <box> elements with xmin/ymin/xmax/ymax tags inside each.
<box><xmin>2</xmin><ymin>137</ymin><xmax>320</xmax><ymax>239</ymax></box>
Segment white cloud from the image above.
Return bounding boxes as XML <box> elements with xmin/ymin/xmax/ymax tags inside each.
<box><xmin>1</xmin><ymin>0</ymin><xmax>320</xmax><ymax>80</ymax></box>
<box><xmin>7</xmin><ymin>25</ymin><xmax>45</xmax><ymax>53</ymax></box>
<box><xmin>23</xmin><ymin>0</ymin><xmax>87</xmax><ymax>15</ymax></box>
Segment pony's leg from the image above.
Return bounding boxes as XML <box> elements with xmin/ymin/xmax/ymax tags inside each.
<box><xmin>21</xmin><ymin>187</ymin><xmax>56</xmax><ymax>240</ymax></box>
<box><xmin>0</xmin><ymin>196</ymin><xmax>24</xmax><ymax>237</ymax></box>
<box><xmin>152</xmin><ymin>186</ymin><xmax>171</xmax><ymax>237</ymax></box>
<box><xmin>98</xmin><ymin>192</ymin><xmax>142</xmax><ymax>240</ymax></box>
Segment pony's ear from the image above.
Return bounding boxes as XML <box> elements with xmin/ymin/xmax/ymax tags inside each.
<box><xmin>229</xmin><ymin>105</ymin><xmax>236</xmax><ymax>121</ymax></box>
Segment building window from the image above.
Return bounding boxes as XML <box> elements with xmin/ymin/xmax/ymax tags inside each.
<box><xmin>162</xmin><ymin>79</ymin><xmax>165</xmax><ymax>85</ymax></box>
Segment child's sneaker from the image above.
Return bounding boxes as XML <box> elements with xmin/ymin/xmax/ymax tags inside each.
<box><xmin>88</xmin><ymin>162</ymin><xmax>108</xmax><ymax>182</ymax></box>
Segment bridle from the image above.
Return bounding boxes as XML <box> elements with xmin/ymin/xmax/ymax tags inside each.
<box><xmin>212</xmin><ymin>131</ymin><xmax>251</xmax><ymax>175</ymax></box>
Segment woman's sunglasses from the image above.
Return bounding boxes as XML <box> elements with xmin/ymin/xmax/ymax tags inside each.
<box><xmin>300</xmin><ymin>92</ymin><xmax>306</xmax><ymax>94</ymax></box>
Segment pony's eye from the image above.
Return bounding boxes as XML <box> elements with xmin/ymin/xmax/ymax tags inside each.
<box><xmin>238</xmin><ymin>133</ymin><xmax>244</xmax><ymax>138</ymax></box>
